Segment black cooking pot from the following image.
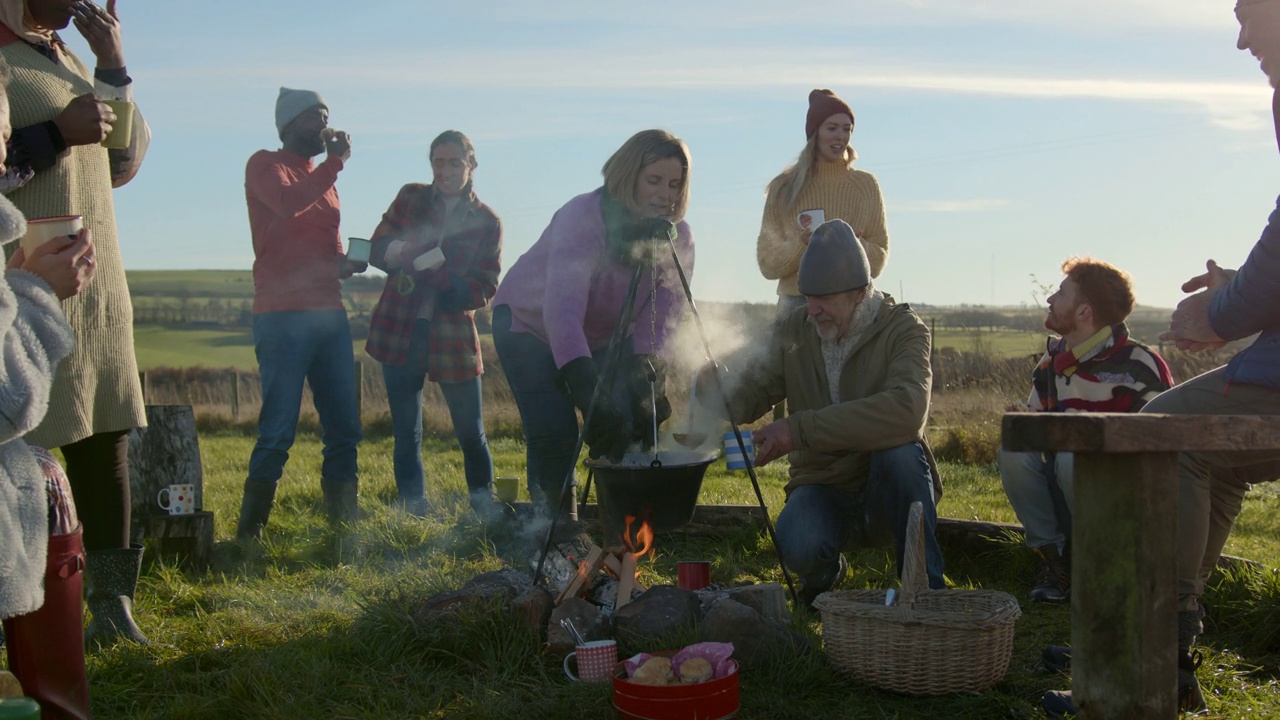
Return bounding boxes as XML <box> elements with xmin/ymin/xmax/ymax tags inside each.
<box><xmin>586</xmin><ymin>449</ymin><xmax>718</xmax><ymax>546</ymax></box>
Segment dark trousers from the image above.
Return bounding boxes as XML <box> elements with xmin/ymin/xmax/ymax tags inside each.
<box><xmin>62</xmin><ymin>429</ymin><xmax>131</xmax><ymax>552</ymax></box>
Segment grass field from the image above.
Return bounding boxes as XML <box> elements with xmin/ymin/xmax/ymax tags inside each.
<box><xmin>132</xmin><ymin>325</ymin><xmax>373</xmax><ymax>372</ymax></box>
<box><xmin>72</xmin><ymin>435</ymin><xmax>1280</xmax><ymax>719</ymax></box>
<box><xmin>124</xmin><ymin>270</ymin><xmax>1062</xmax><ymax>372</ymax></box>
<box><xmin>131</xmin><ymin>318</ymin><xmax>1047</xmax><ymax>371</ymax></box>
<box><xmin>125</xmin><ymin>269</ymin><xmax>258</xmax><ymax>297</ymax></box>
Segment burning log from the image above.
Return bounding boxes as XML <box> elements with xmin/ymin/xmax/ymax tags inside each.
<box><xmin>616</xmin><ymin>553</ymin><xmax>639</xmax><ymax>610</ymax></box>
<box><xmin>554</xmin><ymin>515</ymin><xmax>656</xmax><ymax>611</ymax></box>
<box><xmin>555</xmin><ymin>546</ymin><xmax>605</xmax><ymax>605</ymax></box>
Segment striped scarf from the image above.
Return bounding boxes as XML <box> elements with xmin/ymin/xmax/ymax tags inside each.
<box><xmin>1028</xmin><ymin>323</ymin><xmax>1174</xmax><ymax>413</ymax></box>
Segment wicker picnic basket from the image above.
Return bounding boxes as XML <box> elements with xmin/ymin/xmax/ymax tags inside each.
<box><xmin>812</xmin><ymin>502</ymin><xmax>1022</xmax><ymax>695</ymax></box>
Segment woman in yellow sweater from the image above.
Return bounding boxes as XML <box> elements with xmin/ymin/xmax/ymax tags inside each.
<box><xmin>757</xmin><ymin>89</ymin><xmax>889</xmax><ymax>315</ymax></box>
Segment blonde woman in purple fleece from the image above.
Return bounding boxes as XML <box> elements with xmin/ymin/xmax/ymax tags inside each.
<box><xmin>491</xmin><ymin>129</ymin><xmax>694</xmax><ymax>520</ymax></box>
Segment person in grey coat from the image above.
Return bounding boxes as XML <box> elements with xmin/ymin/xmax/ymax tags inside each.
<box><xmin>0</xmin><ymin>50</ymin><xmax>97</xmax><ymax>716</ymax></box>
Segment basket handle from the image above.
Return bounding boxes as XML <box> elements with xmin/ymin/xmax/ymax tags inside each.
<box><xmin>897</xmin><ymin>501</ymin><xmax>927</xmax><ymax>607</ymax></box>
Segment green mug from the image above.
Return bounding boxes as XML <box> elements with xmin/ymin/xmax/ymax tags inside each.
<box><xmin>490</xmin><ymin>476</ymin><xmax>519</xmax><ymax>504</ymax></box>
<box><xmin>101</xmin><ymin>99</ymin><xmax>135</xmax><ymax>150</ymax></box>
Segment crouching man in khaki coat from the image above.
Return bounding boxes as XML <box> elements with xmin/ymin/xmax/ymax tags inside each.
<box><xmin>695</xmin><ymin>219</ymin><xmax>944</xmax><ymax>607</ymax></box>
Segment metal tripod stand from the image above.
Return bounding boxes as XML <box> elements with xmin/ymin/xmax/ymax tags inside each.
<box><xmin>532</xmin><ymin>232</ymin><xmax>800</xmax><ymax>607</ymax></box>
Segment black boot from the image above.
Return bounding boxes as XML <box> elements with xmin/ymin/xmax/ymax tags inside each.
<box><xmin>1030</xmin><ymin>545</ymin><xmax>1070</xmax><ymax>603</ymax></box>
<box><xmin>1178</xmin><ymin>607</ymin><xmax>1209</xmax><ymax>713</ymax></box>
<box><xmin>1178</xmin><ymin>649</ymin><xmax>1208</xmax><ymax>713</ymax></box>
<box><xmin>236</xmin><ymin>479</ymin><xmax>277</xmax><ymax>540</ymax></box>
<box><xmin>321</xmin><ymin>476</ymin><xmax>359</xmax><ymax>525</ymax></box>
<box><xmin>1042</xmin><ymin>644</ymin><xmax>1072</xmax><ymax>673</ymax></box>
<box><xmin>84</xmin><ymin>544</ymin><xmax>149</xmax><ymax>648</ymax></box>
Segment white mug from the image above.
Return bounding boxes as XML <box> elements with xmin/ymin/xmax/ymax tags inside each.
<box><xmin>157</xmin><ymin>484</ymin><xmax>196</xmax><ymax>515</ymax></box>
<box><xmin>20</xmin><ymin>215</ymin><xmax>83</xmax><ymax>256</ymax></box>
<box><xmin>346</xmin><ymin>237</ymin><xmax>372</xmax><ymax>263</ymax></box>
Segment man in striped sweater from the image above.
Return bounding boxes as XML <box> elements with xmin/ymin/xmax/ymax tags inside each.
<box><xmin>1000</xmin><ymin>257</ymin><xmax>1173</xmax><ymax>603</ymax></box>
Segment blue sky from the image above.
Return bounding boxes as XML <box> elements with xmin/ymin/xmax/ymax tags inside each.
<box><xmin>86</xmin><ymin>0</ymin><xmax>1275</xmax><ymax>309</ymax></box>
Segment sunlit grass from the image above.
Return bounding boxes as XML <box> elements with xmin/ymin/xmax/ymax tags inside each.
<box><xmin>49</xmin><ymin>436</ymin><xmax>1278</xmax><ymax>718</ymax></box>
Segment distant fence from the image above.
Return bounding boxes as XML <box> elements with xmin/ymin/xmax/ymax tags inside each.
<box><xmin>136</xmin><ymin>325</ymin><xmax>1228</xmax><ymax>441</ymax></box>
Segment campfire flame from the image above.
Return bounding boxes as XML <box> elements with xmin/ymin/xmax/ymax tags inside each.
<box><xmin>621</xmin><ymin>514</ymin><xmax>655</xmax><ymax>559</ymax></box>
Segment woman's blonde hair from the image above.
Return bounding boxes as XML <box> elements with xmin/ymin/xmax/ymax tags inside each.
<box><xmin>764</xmin><ymin>135</ymin><xmax>856</xmax><ymax>217</ymax></box>
<box><xmin>601</xmin><ymin>129</ymin><xmax>691</xmax><ymax>222</ymax></box>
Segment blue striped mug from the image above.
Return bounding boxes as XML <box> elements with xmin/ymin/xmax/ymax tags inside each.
<box><xmin>724</xmin><ymin>430</ymin><xmax>755</xmax><ymax>470</ymax></box>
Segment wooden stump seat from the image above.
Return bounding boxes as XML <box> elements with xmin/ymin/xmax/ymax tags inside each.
<box><xmin>128</xmin><ymin>405</ymin><xmax>213</xmax><ymax>571</ymax></box>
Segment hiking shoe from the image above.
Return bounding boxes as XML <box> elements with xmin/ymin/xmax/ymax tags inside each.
<box><xmin>1042</xmin><ymin>644</ymin><xmax>1071</xmax><ymax>674</ymax></box>
<box><xmin>798</xmin><ymin>553</ymin><xmax>848</xmax><ymax>610</ymax></box>
<box><xmin>1030</xmin><ymin>545</ymin><xmax>1070</xmax><ymax>603</ymax></box>
<box><xmin>1041</xmin><ymin>689</ymin><xmax>1079</xmax><ymax>718</ymax></box>
<box><xmin>1178</xmin><ymin>649</ymin><xmax>1209</xmax><ymax>714</ymax></box>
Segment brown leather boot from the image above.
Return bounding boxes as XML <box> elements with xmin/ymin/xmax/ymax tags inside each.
<box><xmin>2</xmin><ymin>527</ymin><xmax>91</xmax><ymax>719</ymax></box>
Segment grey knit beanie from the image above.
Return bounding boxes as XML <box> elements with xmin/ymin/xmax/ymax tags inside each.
<box><xmin>797</xmin><ymin>219</ymin><xmax>870</xmax><ymax>296</ymax></box>
<box><xmin>275</xmin><ymin>87</ymin><xmax>327</xmax><ymax>134</ymax></box>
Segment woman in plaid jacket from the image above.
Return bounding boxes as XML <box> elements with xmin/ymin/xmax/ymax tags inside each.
<box><xmin>364</xmin><ymin>131</ymin><xmax>504</xmax><ymax>521</ymax></box>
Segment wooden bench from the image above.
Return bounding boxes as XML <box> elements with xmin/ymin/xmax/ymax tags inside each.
<box><xmin>1003</xmin><ymin>412</ymin><xmax>1280</xmax><ymax>719</ymax></box>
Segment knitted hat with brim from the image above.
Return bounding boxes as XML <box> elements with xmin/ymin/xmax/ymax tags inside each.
<box><xmin>275</xmin><ymin>87</ymin><xmax>327</xmax><ymax>135</ymax></box>
<box><xmin>798</xmin><ymin>219</ymin><xmax>870</xmax><ymax>296</ymax></box>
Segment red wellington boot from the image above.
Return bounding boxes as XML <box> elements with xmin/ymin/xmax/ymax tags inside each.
<box><xmin>2</xmin><ymin>527</ymin><xmax>91</xmax><ymax>720</ymax></box>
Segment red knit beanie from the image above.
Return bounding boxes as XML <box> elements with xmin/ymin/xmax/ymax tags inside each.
<box><xmin>805</xmin><ymin>89</ymin><xmax>854</xmax><ymax>139</ymax></box>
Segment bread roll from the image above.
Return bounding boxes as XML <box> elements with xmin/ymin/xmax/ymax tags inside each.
<box><xmin>630</xmin><ymin>656</ymin><xmax>675</xmax><ymax>686</ymax></box>
<box><xmin>678</xmin><ymin>657</ymin><xmax>714</xmax><ymax>684</ymax></box>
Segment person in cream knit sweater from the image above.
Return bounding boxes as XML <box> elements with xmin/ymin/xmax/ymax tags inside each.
<box><xmin>757</xmin><ymin>89</ymin><xmax>889</xmax><ymax>316</ymax></box>
<box><xmin>0</xmin><ymin>0</ymin><xmax>151</xmax><ymax>648</ymax></box>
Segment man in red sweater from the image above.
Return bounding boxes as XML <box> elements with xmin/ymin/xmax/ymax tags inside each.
<box><xmin>236</xmin><ymin>87</ymin><xmax>364</xmax><ymax>540</ymax></box>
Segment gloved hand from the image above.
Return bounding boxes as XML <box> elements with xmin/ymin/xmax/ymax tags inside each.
<box><xmin>556</xmin><ymin>357</ymin><xmax>630</xmax><ymax>462</ymax></box>
<box><xmin>610</xmin><ymin>217</ymin><xmax>678</xmax><ymax>266</ymax></box>
<box><xmin>627</xmin><ymin>353</ymin><xmax>671</xmax><ymax>451</ymax></box>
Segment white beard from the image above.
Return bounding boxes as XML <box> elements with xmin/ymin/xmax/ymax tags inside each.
<box><xmin>0</xmin><ymin>192</ymin><xmax>27</xmax><ymax>246</ymax></box>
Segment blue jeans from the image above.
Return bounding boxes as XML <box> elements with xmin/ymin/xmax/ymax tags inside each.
<box><xmin>382</xmin><ymin>319</ymin><xmax>493</xmax><ymax>505</ymax></box>
<box><xmin>247</xmin><ymin>310</ymin><xmax>361</xmax><ymax>488</ymax></box>
<box><xmin>774</xmin><ymin>442</ymin><xmax>946</xmax><ymax>591</ymax></box>
<box><xmin>492</xmin><ymin>305</ymin><xmax>578</xmax><ymax>510</ymax></box>
<box><xmin>491</xmin><ymin>305</ymin><xmax>636</xmax><ymax>512</ymax></box>
<box><xmin>999</xmin><ymin>449</ymin><xmax>1074</xmax><ymax>553</ymax></box>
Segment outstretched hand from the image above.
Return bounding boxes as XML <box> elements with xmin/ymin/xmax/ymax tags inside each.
<box><xmin>1159</xmin><ymin>259</ymin><xmax>1232</xmax><ymax>352</ymax></box>
<box><xmin>1178</xmin><ymin>259</ymin><xmax>1235</xmax><ymax>294</ymax></box>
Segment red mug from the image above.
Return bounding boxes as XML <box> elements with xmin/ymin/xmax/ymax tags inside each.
<box><xmin>677</xmin><ymin>560</ymin><xmax>711</xmax><ymax>591</ymax></box>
